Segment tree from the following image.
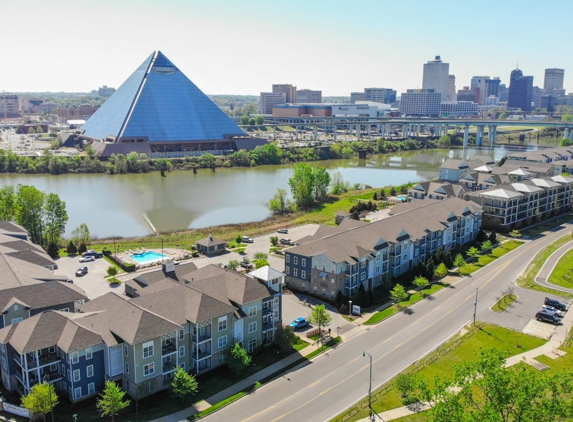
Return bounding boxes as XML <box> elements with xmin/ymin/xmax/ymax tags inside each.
<box><xmin>330</xmin><ymin>170</ymin><xmax>348</xmax><ymax>194</ymax></box>
<box><xmin>390</xmin><ymin>283</ymin><xmax>408</xmax><ymax>306</ymax></box>
<box><xmin>273</xmin><ymin>326</ymin><xmax>298</xmax><ymax>353</ymax></box>
<box><xmin>96</xmin><ymin>380</ymin><xmax>131</xmax><ymax>422</ymax></box>
<box><xmin>235</xmin><ymin>234</ymin><xmax>243</xmax><ymax>252</ymax></box>
<box><xmin>255</xmin><ymin>116</ymin><xmax>264</xmax><ymax>125</ymax></box>
<box><xmin>413</xmin><ymin>276</ymin><xmax>429</xmax><ymax>291</ymax></box>
<box><xmin>453</xmin><ymin>253</ymin><xmax>466</xmax><ymax>271</ymax></box>
<box><xmin>0</xmin><ymin>185</ymin><xmax>17</xmax><ymax>221</ymax></box>
<box><xmin>254</xmin><ymin>258</ymin><xmax>269</xmax><ymax>268</ymax></box>
<box><xmin>16</xmin><ymin>185</ymin><xmax>45</xmax><ymax>246</ymax></box>
<box><xmin>43</xmin><ymin>193</ymin><xmax>68</xmax><ymax>246</ymax></box>
<box><xmin>270</xmin><ymin>236</ymin><xmax>279</xmax><ymax>251</ymax></box>
<box><xmin>313</xmin><ymin>166</ymin><xmax>331</xmax><ymax>201</ymax></box>
<box><xmin>66</xmin><ymin>240</ymin><xmax>78</xmax><ymax>255</ymax></box>
<box><xmin>107</xmin><ymin>266</ymin><xmax>118</xmax><ymax>276</ymax></box>
<box><xmin>435</xmin><ymin>263</ymin><xmax>448</xmax><ymax>279</ymax></box>
<box><xmin>424</xmin><ymin>348</ymin><xmax>573</xmax><ymax>422</ymax></box>
<box><xmin>227</xmin><ymin>259</ymin><xmax>240</xmax><ymax>270</ymax></box>
<box><xmin>288</xmin><ymin>163</ymin><xmax>315</xmax><ymax>209</ymax></box>
<box><xmin>268</xmin><ymin>188</ymin><xmax>292</xmax><ymax>215</ymax></box>
<box><xmin>488</xmin><ymin>231</ymin><xmax>497</xmax><ymax>243</ymax></box>
<box><xmin>509</xmin><ymin>229</ymin><xmax>522</xmax><ymax>238</ymax></box>
<box><xmin>560</xmin><ymin>138</ymin><xmax>573</xmax><ymax>147</ymax></box>
<box><xmin>562</xmin><ymin>113</ymin><xmax>573</xmax><ymax>122</ymax></box>
<box><xmin>71</xmin><ymin>223</ymin><xmax>91</xmax><ymax>246</ymax></box>
<box><xmin>308</xmin><ymin>304</ymin><xmax>332</xmax><ymax>341</ymax></box>
<box><xmin>46</xmin><ymin>241</ymin><xmax>59</xmax><ymax>259</ymax></box>
<box><xmin>437</xmin><ymin>135</ymin><xmax>451</xmax><ymax>146</ymax></box>
<box><xmin>228</xmin><ymin>343</ymin><xmax>251</xmax><ymax>377</ymax></box>
<box><xmin>171</xmin><ymin>366</ymin><xmax>199</xmax><ymax>403</ymax></box>
<box><xmin>78</xmin><ymin>242</ymin><xmax>88</xmax><ymax>255</ymax></box>
<box><xmin>395</xmin><ymin>372</ymin><xmax>420</xmax><ymax>403</ymax></box>
<box><xmin>466</xmin><ymin>246</ymin><xmax>479</xmax><ymax>261</ymax></box>
<box><xmin>481</xmin><ymin>240</ymin><xmax>492</xmax><ymax>253</ymax></box>
<box><xmin>21</xmin><ymin>381</ymin><xmax>58</xmax><ymax>422</ymax></box>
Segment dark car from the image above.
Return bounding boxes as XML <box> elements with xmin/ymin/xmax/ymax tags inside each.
<box><xmin>84</xmin><ymin>250</ymin><xmax>103</xmax><ymax>258</ymax></box>
<box><xmin>75</xmin><ymin>266</ymin><xmax>88</xmax><ymax>277</ymax></box>
<box><xmin>280</xmin><ymin>238</ymin><xmax>294</xmax><ymax>245</ymax></box>
<box><xmin>277</xmin><ymin>228</ymin><xmax>289</xmax><ymax>234</ymax></box>
<box><xmin>290</xmin><ymin>317</ymin><xmax>309</xmax><ymax>330</ymax></box>
<box><xmin>544</xmin><ymin>297</ymin><xmax>567</xmax><ymax>312</ymax></box>
<box><xmin>536</xmin><ymin>311</ymin><xmax>561</xmax><ymax>325</ymax></box>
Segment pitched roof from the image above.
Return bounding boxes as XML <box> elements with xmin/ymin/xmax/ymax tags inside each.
<box><xmin>248</xmin><ymin>266</ymin><xmax>284</xmax><ymax>282</ymax></box>
<box><xmin>81</xmin><ymin>51</ymin><xmax>245</xmax><ymax>143</ymax></box>
<box><xmin>196</xmin><ymin>235</ymin><xmax>226</xmax><ymax>247</ymax></box>
<box><xmin>0</xmin><ymin>282</ymin><xmax>87</xmax><ymax>312</ymax></box>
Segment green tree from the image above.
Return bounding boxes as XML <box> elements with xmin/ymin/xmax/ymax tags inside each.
<box><xmin>270</xmin><ymin>236</ymin><xmax>279</xmax><ymax>251</ymax></box>
<box><xmin>16</xmin><ymin>185</ymin><xmax>46</xmax><ymax>245</ymax></box>
<box><xmin>481</xmin><ymin>240</ymin><xmax>492</xmax><ymax>253</ymax></box>
<box><xmin>78</xmin><ymin>242</ymin><xmax>88</xmax><ymax>255</ymax></box>
<box><xmin>43</xmin><ymin>193</ymin><xmax>68</xmax><ymax>246</ymax></box>
<box><xmin>390</xmin><ymin>283</ymin><xmax>408</xmax><ymax>306</ymax></box>
<box><xmin>240</xmin><ymin>115</ymin><xmax>250</xmax><ymax>125</ymax></box>
<box><xmin>425</xmin><ymin>348</ymin><xmax>573</xmax><ymax>422</ymax></box>
<box><xmin>273</xmin><ymin>326</ymin><xmax>298</xmax><ymax>353</ymax></box>
<box><xmin>395</xmin><ymin>372</ymin><xmax>420</xmax><ymax>403</ymax></box>
<box><xmin>21</xmin><ymin>381</ymin><xmax>58</xmax><ymax>422</ymax></box>
<box><xmin>227</xmin><ymin>259</ymin><xmax>240</xmax><ymax>270</ymax></box>
<box><xmin>254</xmin><ymin>258</ymin><xmax>269</xmax><ymax>268</ymax></box>
<box><xmin>561</xmin><ymin>113</ymin><xmax>573</xmax><ymax>122</ymax></box>
<box><xmin>85</xmin><ymin>144</ymin><xmax>95</xmax><ymax>158</ymax></box>
<box><xmin>71</xmin><ymin>223</ymin><xmax>91</xmax><ymax>246</ymax></box>
<box><xmin>308</xmin><ymin>304</ymin><xmax>332</xmax><ymax>342</ymax></box>
<box><xmin>466</xmin><ymin>246</ymin><xmax>479</xmax><ymax>261</ymax></box>
<box><xmin>509</xmin><ymin>229</ymin><xmax>522</xmax><ymax>238</ymax></box>
<box><xmin>413</xmin><ymin>276</ymin><xmax>429</xmax><ymax>290</ymax></box>
<box><xmin>288</xmin><ymin>163</ymin><xmax>315</xmax><ymax>209</ymax></box>
<box><xmin>437</xmin><ymin>135</ymin><xmax>451</xmax><ymax>146</ymax></box>
<box><xmin>435</xmin><ymin>262</ymin><xmax>448</xmax><ymax>279</ymax></box>
<box><xmin>330</xmin><ymin>170</ymin><xmax>348</xmax><ymax>194</ymax></box>
<box><xmin>96</xmin><ymin>380</ymin><xmax>131</xmax><ymax>422</ymax></box>
<box><xmin>313</xmin><ymin>166</ymin><xmax>331</xmax><ymax>201</ymax></box>
<box><xmin>235</xmin><ymin>234</ymin><xmax>243</xmax><ymax>252</ymax></box>
<box><xmin>255</xmin><ymin>116</ymin><xmax>264</xmax><ymax>125</ymax></box>
<box><xmin>228</xmin><ymin>343</ymin><xmax>251</xmax><ymax>377</ymax></box>
<box><xmin>560</xmin><ymin>138</ymin><xmax>573</xmax><ymax>146</ymax></box>
<box><xmin>107</xmin><ymin>266</ymin><xmax>118</xmax><ymax>276</ymax></box>
<box><xmin>46</xmin><ymin>241</ymin><xmax>59</xmax><ymax>259</ymax></box>
<box><xmin>171</xmin><ymin>366</ymin><xmax>199</xmax><ymax>403</ymax></box>
<box><xmin>268</xmin><ymin>188</ymin><xmax>292</xmax><ymax>215</ymax></box>
<box><xmin>66</xmin><ymin>240</ymin><xmax>78</xmax><ymax>255</ymax></box>
<box><xmin>0</xmin><ymin>185</ymin><xmax>17</xmax><ymax>220</ymax></box>
<box><xmin>453</xmin><ymin>253</ymin><xmax>466</xmax><ymax>271</ymax></box>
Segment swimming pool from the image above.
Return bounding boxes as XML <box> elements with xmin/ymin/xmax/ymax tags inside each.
<box><xmin>130</xmin><ymin>251</ymin><xmax>166</xmax><ymax>264</ymax></box>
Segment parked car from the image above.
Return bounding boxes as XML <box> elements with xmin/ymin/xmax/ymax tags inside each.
<box><xmin>79</xmin><ymin>255</ymin><xmax>95</xmax><ymax>263</ymax></box>
<box><xmin>290</xmin><ymin>317</ymin><xmax>310</xmax><ymax>330</ymax></box>
<box><xmin>75</xmin><ymin>266</ymin><xmax>88</xmax><ymax>277</ymax></box>
<box><xmin>280</xmin><ymin>238</ymin><xmax>294</xmax><ymax>245</ymax></box>
<box><xmin>84</xmin><ymin>250</ymin><xmax>103</xmax><ymax>258</ymax></box>
<box><xmin>241</xmin><ymin>236</ymin><xmax>254</xmax><ymax>243</ymax></box>
<box><xmin>541</xmin><ymin>305</ymin><xmax>564</xmax><ymax>317</ymax></box>
<box><xmin>277</xmin><ymin>228</ymin><xmax>289</xmax><ymax>234</ymax></box>
<box><xmin>536</xmin><ymin>311</ymin><xmax>562</xmax><ymax>325</ymax></box>
<box><xmin>240</xmin><ymin>260</ymin><xmax>253</xmax><ymax>269</ymax></box>
<box><xmin>544</xmin><ymin>297</ymin><xmax>567</xmax><ymax>312</ymax></box>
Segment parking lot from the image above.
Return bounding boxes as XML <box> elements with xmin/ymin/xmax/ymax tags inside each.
<box><xmin>54</xmin><ymin>255</ymin><xmax>121</xmax><ymax>300</ymax></box>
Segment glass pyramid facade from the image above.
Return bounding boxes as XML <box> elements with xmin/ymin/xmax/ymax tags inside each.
<box><xmin>82</xmin><ymin>51</ymin><xmax>244</xmax><ymax>144</ymax></box>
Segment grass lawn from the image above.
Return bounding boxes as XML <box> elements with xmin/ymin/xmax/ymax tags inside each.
<box><xmin>547</xmin><ymin>248</ymin><xmax>573</xmax><ymax>290</ymax></box>
<box><xmin>521</xmin><ymin>214</ymin><xmax>573</xmax><ymax>238</ymax></box>
<box><xmin>364</xmin><ymin>284</ymin><xmax>446</xmax><ymax>325</ymax></box>
<box><xmin>459</xmin><ymin>240</ymin><xmax>523</xmax><ymax>275</ymax></box>
<box><xmin>333</xmin><ymin>323</ymin><xmax>546</xmax><ymax>422</ymax></box>
<box><xmin>491</xmin><ymin>294</ymin><xmax>518</xmax><ymax>312</ymax></box>
<box><xmin>516</xmin><ymin>234</ymin><xmax>573</xmax><ymax>298</ymax></box>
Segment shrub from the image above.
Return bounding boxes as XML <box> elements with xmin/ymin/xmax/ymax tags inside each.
<box><xmin>121</xmin><ymin>263</ymin><xmax>136</xmax><ymax>272</ymax></box>
<box><xmin>107</xmin><ymin>266</ymin><xmax>118</xmax><ymax>276</ymax></box>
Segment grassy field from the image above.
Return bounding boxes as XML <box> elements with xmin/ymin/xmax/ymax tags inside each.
<box><xmin>459</xmin><ymin>240</ymin><xmax>523</xmax><ymax>275</ymax></box>
<box><xmin>547</xmin><ymin>248</ymin><xmax>573</xmax><ymax>290</ymax></box>
<box><xmin>333</xmin><ymin>323</ymin><xmax>546</xmax><ymax>422</ymax></box>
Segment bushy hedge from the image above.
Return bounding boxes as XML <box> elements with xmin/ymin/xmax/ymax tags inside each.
<box><xmin>121</xmin><ymin>262</ymin><xmax>136</xmax><ymax>272</ymax></box>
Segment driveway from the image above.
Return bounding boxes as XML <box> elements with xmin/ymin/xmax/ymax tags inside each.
<box><xmin>54</xmin><ymin>255</ymin><xmax>123</xmax><ymax>299</ymax></box>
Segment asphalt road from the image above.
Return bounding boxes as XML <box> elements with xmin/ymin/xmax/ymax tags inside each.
<box><xmin>205</xmin><ymin>223</ymin><xmax>573</xmax><ymax>422</ymax></box>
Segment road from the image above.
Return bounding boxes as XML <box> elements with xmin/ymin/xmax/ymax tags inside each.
<box><xmin>205</xmin><ymin>223</ymin><xmax>573</xmax><ymax>422</ymax></box>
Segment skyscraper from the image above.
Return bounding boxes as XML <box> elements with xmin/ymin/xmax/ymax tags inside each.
<box><xmin>448</xmin><ymin>75</ymin><xmax>457</xmax><ymax>101</ymax></box>
<box><xmin>272</xmin><ymin>84</ymin><xmax>297</xmax><ymax>103</ymax></box>
<box><xmin>422</xmin><ymin>56</ymin><xmax>450</xmax><ymax>102</ymax></box>
<box><xmin>544</xmin><ymin>68</ymin><xmax>565</xmax><ymax>93</ymax></box>
<box><xmin>507</xmin><ymin>68</ymin><xmax>533</xmax><ymax>111</ymax></box>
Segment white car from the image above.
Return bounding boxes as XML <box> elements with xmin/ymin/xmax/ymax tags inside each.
<box><xmin>241</xmin><ymin>236</ymin><xmax>254</xmax><ymax>243</ymax></box>
<box><xmin>79</xmin><ymin>255</ymin><xmax>95</xmax><ymax>262</ymax></box>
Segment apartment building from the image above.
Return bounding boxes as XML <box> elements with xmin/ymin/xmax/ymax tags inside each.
<box><xmin>438</xmin><ymin>156</ymin><xmax>495</xmax><ymax>182</ymax></box>
<box><xmin>408</xmin><ymin>181</ymin><xmax>466</xmax><ymax>200</ymax></box>
<box><xmin>284</xmin><ymin>199</ymin><xmax>482</xmax><ymax>299</ymax></box>
<box><xmin>466</xmin><ymin>175</ymin><xmax>573</xmax><ymax>232</ymax></box>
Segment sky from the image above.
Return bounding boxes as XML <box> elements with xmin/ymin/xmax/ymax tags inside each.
<box><xmin>2</xmin><ymin>0</ymin><xmax>573</xmax><ymax>96</ymax></box>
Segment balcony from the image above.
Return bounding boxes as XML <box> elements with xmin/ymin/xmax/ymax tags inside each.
<box><xmin>162</xmin><ymin>359</ymin><xmax>176</xmax><ymax>374</ymax></box>
<box><xmin>24</xmin><ymin>354</ymin><xmax>59</xmax><ymax>369</ymax></box>
<box><xmin>162</xmin><ymin>343</ymin><xmax>177</xmax><ymax>356</ymax></box>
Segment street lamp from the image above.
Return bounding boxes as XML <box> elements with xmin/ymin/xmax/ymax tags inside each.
<box><xmin>363</xmin><ymin>351</ymin><xmax>375</xmax><ymax>422</ymax></box>
<box><xmin>473</xmin><ymin>287</ymin><xmax>479</xmax><ymax>325</ymax></box>
<box><xmin>73</xmin><ymin>415</ymin><xmax>78</xmax><ymax>422</ymax></box>
<box><xmin>349</xmin><ymin>300</ymin><xmax>353</xmax><ymax>317</ymax></box>
<box><xmin>43</xmin><ymin>375</ymin><xmax>54</xmax><ymax>422</ymax></box>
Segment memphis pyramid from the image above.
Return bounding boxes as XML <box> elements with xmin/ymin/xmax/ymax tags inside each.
<box><xmin>81</xmin><ymin>51</ymin><xmax>250</xmax><ymax>157</ymax></box>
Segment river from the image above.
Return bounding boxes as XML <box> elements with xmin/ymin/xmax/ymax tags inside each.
<box><xmin>0</xmin><ymin>146</ymin><xmax>534</xmax><ymax>238</ymax></box>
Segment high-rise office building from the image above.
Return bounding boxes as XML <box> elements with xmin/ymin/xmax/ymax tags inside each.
<box><xmin>471</xmin><ymin>76</ymin><xmax>489</xmax><ymax>105</ymax></box>
<box><xmin>422</xmin><ymin>56</ymin><xmax>450</xmax><ymax>101</ymax></box>
<box><xmin>448</xmin><ymin>75</ymin><xmax>457</xmax><ymax>101</ymax></box>
<box><xmin>272</xmin><ymin>84</ymin><xmax>297</xmax><ymax>103</ymax></box>
<box><xmin>364</xmin><ymin>88</ymin><xmax>397</xmax><ymax>104</ymax></box>
<box><xmin>260</xmin><ymin>92</ymin><xmax>286</xmax><ymax>114</ymax></box>
<box><xmin>457</xmin><ymin>86</ymin><xmax>476</xmax><ymax>102</ymax></box>
<box><xmin>507</xmin><ymin>68</ymin><xmax>533</xmax><ymax>111</ymax></box>
<box><xmin>544</xmin><ymin>68</ymin><xmax>565</xmax><ymax>94</ymax></box>
<box><xmin>400</xmin><ymin>89</ymin><xmax>440</xmax><ymax>116</ymax></box>
<box><xmin>296</xmin><ymin>89</ymin><xmax>322</xmax><ymax>103</ymax></box>
<box><xmin>485</xmin><ymin>77</ymin><xmax>501</xmax><ymax>99</ymax></box>
<box><xmin>350</xmin><ymin>92</ymin><xmax>365</xmax><ymax>103</ymax></box>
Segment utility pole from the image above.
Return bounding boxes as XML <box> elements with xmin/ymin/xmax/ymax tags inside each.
<box><xmin>473</xmin><ymin>287</ymin><xmax>479</xmax><ymax>325</ymax></box>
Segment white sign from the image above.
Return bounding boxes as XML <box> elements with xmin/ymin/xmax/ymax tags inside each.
<box><xmin>2</xmin><ymin>401</ymin><xmax>30</xmax><ymax>418</ymax></box>
<box><xmin>352</xmin><ymin>305</ymin><xmax>361</xmax><ymax>316</ymax></box>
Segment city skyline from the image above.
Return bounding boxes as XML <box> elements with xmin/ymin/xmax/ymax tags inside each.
<box><xmin>2</xmin><ymin>0</ymin><xmax>573</xmax><ymax>96</ymax></box>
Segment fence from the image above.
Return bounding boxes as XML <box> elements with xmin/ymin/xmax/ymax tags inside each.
<box><xmin>335</xmin><ymin>323</ymin><xmax>485</xmax><ymax>422</ymax></box>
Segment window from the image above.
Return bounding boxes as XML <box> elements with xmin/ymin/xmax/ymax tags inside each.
<box><xmin>71</xmin><ymin>352</ymin><xmax>79</xmax><ymax>364</ymax></box>
<box><xmin>301</xmin><ymin>270</ymin><xmax>306</xmax><ymax>279</ymax></box>
<box><xmin>11</xmin><ymin>317</ymin><xmax>23</xmax><ymax>324</ymax></box>
<box><xmin>74</xmin><ymin>387</ymin><xmax>82</xmax><ymax>400</ymax></box>
<box><xmin>285</xmin><ymin>255</ymin><xmax>290</xmax><ymax>263</ymax></box>
<box><xmin>302</xmin><ymin>258</ymin><xmax>306</xmax><ymax>267</ymax></box>
<box><xmin>285</xmin><ymin>267</ymin><xmax>290</xmax><ymax>274</ymax></box>
<box><xmin>142</xmin><ymin>341</ymin><xmax>154</xmax><ymax>359</ymax></box>
<box><xmin>249</xmin><ymin>307</ymin><xmax>257</xmax><ymax>318</ymax></box>
<box><xmin>179</xmin><ymin>330</ymin><xmax>184</xmax><ymax>341</ymax></box>
<box><xmin>218</xmin><ymin>316</ymin><xmax>227</xmax><ymax>332</ymax></box>
<box><xmin>361</xmin><ymin>272</ymin><xmax>366</xmax><ymax>281</ymax></box>
<box><xmin>179</xmin><ymin>346</ymin><xmax>185</xmax><ymax>358</ymax></box>
<box><xmin>143</xmin><ymin>363</ymin><xmax>155</xmax><ymax>377</ymax></box>
<box><xmin>86</xmin><ymin>365</ymin><xmax>94</xmax><ymax>378</ymax></box>
<box><xmin>125</xmin><ymin>362</ymin><xmax>129</xmax><ymax>374</ymax></box>
<box><xmin>50</xmin><ymin>363</ymin><xmax>57</xmax><ymax>372</ymax></box>
<box><xmin>361</xmin><ymin>261</ymin><xmax>366</xmax><ymax>268</ymax></box>
<box><xmin>218</xmin><ymin>336</ymin><xmax>228</xmax><ymax>349</ymax></box>
<box><xmin>73</xmin><ymin>369</ymin><xmax>80</xmax><ymax>382</ymax></box>
<box><xmin>59</xmin><ymin>308</ymin><xmax>69</xmax><ymax>312</ymax></box>
<box><xmin>125</xmin><ymin>380</ymin><xmax>130</xmax><ymax>392</ymax></box>
<box><xmin>293</xmin><ymin>257</ymin><xmax>298</xmax><ymax>265</ymax></box>
<box><xmin>13</xmin><ymin>304</ymin><xmax>18</xmax><ymax>311</ymax></box>
<box><xmin>248</xmin><ymin>322</ymin><xmax>257</xmax><ymax>334</ymax></box>
<box><xmin>293</xmin><ymin>268</ymin><xmax>298</xmax><ymax>277</ymax></box>
<box><xmin>48</xmin><ymin>346</ymin><xmax>56</xmax><ymax>354</ymax></box>
<box><xmin>179</xmin><ymin>362</ymin><xmax>185</xmax><ymax>370</ymax></box>
<box><xmin>85</xmin><ymin>347</ymin><xmax>92</xmax><ymax>360</ymax></box>
<box><xmin>88</xmin><ymin>383</ymin><xmax>95</xmax><ymax>395</ymax></box>
<box><xmin>123</xmin><ymin>344</ymin><xmax>128</xmax><ymax>356</ymax></box>
<box><xmin>248</xmin><ymin>339</ymin><xmax>257</xmax><ymax>353</ymax></box>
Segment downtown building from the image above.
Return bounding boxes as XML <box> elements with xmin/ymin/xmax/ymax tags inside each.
<box><xmin>508</xmin><ymin>68</ymin><xmax>533</xmax><ymax>111</ymax></box>
<box><xmin>422</xmin><ymin>56</ymin><xmax>455</xmax><ymax>101</ymax></box>
<box><xmin>399</xmin><ymin>89</ymin><xmax>440</xmax><ymax>116</ymax></box>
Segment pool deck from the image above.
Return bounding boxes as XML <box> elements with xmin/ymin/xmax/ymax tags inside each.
<box><xmin>113</xmin><ymin>248</ymin><xmax>191</xmax><ymax>269</ymax></box>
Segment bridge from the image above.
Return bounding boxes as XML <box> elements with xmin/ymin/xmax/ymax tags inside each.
<box><xmin>240</xmin><ymin>117</ymin><xmax>573</xmax><ymax>147</ymax></box>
